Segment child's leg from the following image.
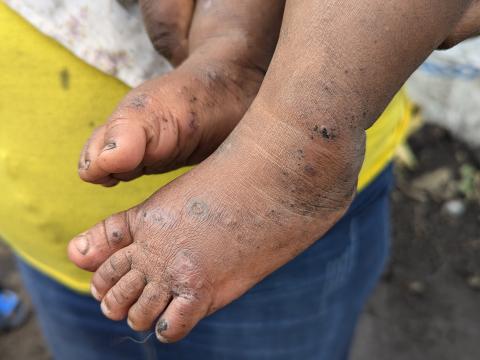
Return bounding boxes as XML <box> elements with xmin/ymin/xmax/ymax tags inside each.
<box><xmin>69</xmin><ymin>0</ymin><xmax>468</xmax><ymax>345</ymax></box>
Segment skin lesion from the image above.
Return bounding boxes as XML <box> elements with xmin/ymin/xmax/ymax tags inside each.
<box><xmin>186</xmin><ymin>198</ymin><xmax>210</xmax><ymax>220</ymax></box>
<box><xmin>110</xmin><ymin>230</ymin><xmax>124</xmax><ymax>244</ymax></box>
<box><xmin>312</xmin><ymin>124</ymin><xmax>336</xmax><ymax>140</ymax></box>
<box><xmin>140</xmin><ymin>208</ymin><xmax>179</xmax><ymax>231</ymax></box>
<box><xmin>127</xmin><ymin>93</ymin><xmax>150</xmax><ymax>110</ymax></box>
<box><xmin>303</xmin><ymin>164</ymin><xmax>317</xmax><ymax>176</ymax></box>
<box><xmin>67</xmin><ymin>0</ymin><xmax>477</xmax><ymax>344</ymax></box>
<box><xmin>167</xmin><ymin>250</ymin><xmax>213</xmax><ymax>296</ymax></box>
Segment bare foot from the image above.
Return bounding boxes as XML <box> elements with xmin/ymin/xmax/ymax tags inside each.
<box><xmin>68</xmin><ymin>93</ymin><xmax>362</xmax><ymax>342</ymax></box>
<box><xmin>78</xmin><ymin>0</ymin><xmax>284</xmax><ymax>186</ymax></box>
<box><xmin>69</xmin><ymin>0</ymin><xmax>473</xmax><ymax>346</ymax></box>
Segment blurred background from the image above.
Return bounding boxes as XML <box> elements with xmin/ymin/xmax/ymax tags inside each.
<box><xmin>1</xmin><ymin>15</ymin><xmax>479</xmax><ymax>360</ymax></box>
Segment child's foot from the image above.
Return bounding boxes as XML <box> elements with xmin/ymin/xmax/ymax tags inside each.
<box><xmin>69</xmin><ymin>99</ymin><xmax>362</xmax><ymax>342</ymax></box>
<box><xmin>78</xmin><ymin>56</ymin><xmax>261</xmax><ymax>186</ymax></box>
<box><xmin>78</xmin><ymin>1</ymin><xmax>284</xmax><ymax>186</ymax></box>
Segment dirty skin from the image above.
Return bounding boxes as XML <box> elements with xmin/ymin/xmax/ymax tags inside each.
<box><xmin>68</xmin><ymin>109</ymin><xmax>356</xmax><ymax>341</ymax></box>
<box><xmin>76</xmin><ymin>0</ymin><xmax>285</xmax><ymax>185</ymax></box>
<box><xmin>64</xmin><ymin>0</ymin><xmax>395</xmax><ymax>345</ymax></box>
<box><xmin>77</xmin><ymin>47</ymin><xmax>267</xmax><ymax>184</ymax></box>
<box><xmin>68</xmin><ymin>0</ymin><xmax>478</xmax><ymax>348</ymax></box>
<box><xmin>69</xmin><ymin>73</ymin><xmax>360</xmax><ymax>340</ymax></box>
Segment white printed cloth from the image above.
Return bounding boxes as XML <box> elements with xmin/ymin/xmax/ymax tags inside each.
<box><xmin>5</xmin><ymin>0</ymin><xmax>171</xmax><ymax>87</ymax></box>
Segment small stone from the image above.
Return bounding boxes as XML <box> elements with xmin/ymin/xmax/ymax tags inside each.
<box><xmin>407</xmin><ymin>280</ymin><xmax>425</xmax><ymax>295</ymax></box>
<box><xmin>411</xmin><ymin>167</ymin><xmax>453</xmax><ymax>198</ymax></box>
<box><xmin>442</xmin><ymin>199</ymin><xmax>466</xmax><ymax>217</ymax></box>
<box><xmin>467</xmin><ymin>275</ymin><xmax>480</xmax><ymax>291</ymax></box>
<box><xmin>455</xmin><ymin>151</ymin><xmax>467</xmax><ymax>163</ymax></box>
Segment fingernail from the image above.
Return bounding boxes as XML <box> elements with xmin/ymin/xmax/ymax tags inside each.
<box><xmin>102</xmin><ymin>142</ymin><xmax>116</xmax><ymax>151</ymax></box>
<box><xmin>101</xmin><ymin>301</ymin><xmax>110</xmax><ymax>315</ymax></box>
<box><xmin>74</xmin><ymin>236</ymin><xmax>89</xmax><ymax>255</ymax></box>
<box><xmin>90</xmin><ymin>284</ymin><xmax>101</xmax><ymax>300</ymax></box>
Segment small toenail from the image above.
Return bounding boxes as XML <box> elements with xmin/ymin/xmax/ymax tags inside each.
<box><xmin>101</xmin><ymin>301</ymin><xmax>110</xmax><ymax>315</ymax></box>
<box><xmin>156</xmin><ymin>318</ymin><xmax>168</xmax><ymax>335</ymax></box>
<box><xmin>91</xmin><ymin>284</ymin><xmax>101</xmax><ymax>300</ymax></box>
<box><xmin>156</xmin><ymin>321</ymin><xmax>170</xmax><ymax>343</ymax></box>
<box><xmin>102</xmin><ymin>142</ymin><xmax>116</xmax><ymax>151</ymax></box>
<box><xmin>78</xmin><ymin>159</ymin><xmax>90</xmax><ymax>170</ymax></box>
<box><xmin>127</xmin><ymin>318</ymin><xmax>135</xmax><ymax>329</ymax></box>
<box><xmin>74</xmin><ymin>236</ymin><xmax>89</xmax><ymax>255</ymax></box>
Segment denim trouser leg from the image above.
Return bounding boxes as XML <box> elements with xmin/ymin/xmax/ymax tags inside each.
<box><xmin>17</xmin><ymin>165</ymin><xmax>393</xmax><ymax>360</ymax></box>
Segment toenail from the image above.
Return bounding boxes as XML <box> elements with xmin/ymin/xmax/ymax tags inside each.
<box><xmin>155</xmin><ymin>318</ymin><xmax>170</xmax><ymax>343</ymax></box>
<box><xmin>91</xmin><ymin>284</ymin><xmax>101</xmax><ymax>300</ymax></box>
<box><xmin>74</xmin><ymin>236</ymin><xmax>89</xmax><ymax>255</ymax></box>
<box><xmin>102</xmin><ymin>142</ymin><xmax>116</xmax><ymax>151</ymax></box>
<box><xmin>101</xmin><ymin>301</ymin><xmax>110</xmax><ymax>315</ymax></box>
<box><xmin>155</xmin><ymin>318</ymin><xmax>168</xmax><ymax>336</ymax></box>
<box><xmin>78</xmin><ymin>159</ymin><xmax>90</xmax><ymax>170</ymax></box>
<box><xmin>127</xmin><ymin>318</ymin><xmax>135</xmax><ymax>329</ymax></box>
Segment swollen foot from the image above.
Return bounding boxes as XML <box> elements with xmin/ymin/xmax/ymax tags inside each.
<box><xmin>78</xmin><ymin>54</ymin><xmax>263</xmax><ymax>186</ymax></box>
<box><xmin>69</xmin><ymin>102</ymin><xmax>362</xmax><ymax>343</ymax></box>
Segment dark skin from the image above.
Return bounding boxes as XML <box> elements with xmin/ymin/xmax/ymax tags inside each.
<box><xmin>79</xmin><ymin>0</ymin><xmax>480</xmax><ymax>186</ymax></box>
<box><xmin>139</xmin><ymin>0</ymin><xmax>194</xmax><ymax>66</ymax></box>
<box><xmin>78</xmin><ymin>0</ymin><xmax>284</xmax><ymax>186</ymax></box>
<box><xmin>440</xmin><ymin>0</ymin><xmax>480</xmax><ymax>48</ymax></box>
<box><xmin>70</xmin><ymin>0</ymin><xmax>480</xmax><ymax>344</ymax></box>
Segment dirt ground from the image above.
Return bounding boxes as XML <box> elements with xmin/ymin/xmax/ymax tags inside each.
<box><xmin>0</xmin><ymin>124</ymin><xmax>479</xmax><ymax>360</ymax></box>
<box><xmin>352</xmin><ymin>124</ymin><xmax>480</xmax><ymax>360</ymax></box>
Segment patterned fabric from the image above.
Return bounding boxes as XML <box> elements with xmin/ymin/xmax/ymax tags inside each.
<box><xmin>4</xmin><ymin>0</ymin><xmax>171</xmax><ymax>87</ymax></box>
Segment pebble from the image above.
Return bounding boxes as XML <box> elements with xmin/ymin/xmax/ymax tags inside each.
<box><xmin>442</xmin><ymin>199</ymin><xmax>466</xmax><ymax>217</ymax></box>
<box><xmin>467</xmin><ymin>275</ymin><xmax>480</xmax><ymax>291</ymax></box>
<box><xmin>408</xmin><ymin>280</ymin><xmax>426</xmax><ymax>295</ymax></box>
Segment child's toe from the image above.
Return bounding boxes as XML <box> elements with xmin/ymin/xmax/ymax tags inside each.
<box><xmin>96</xmin><ymin>119</ymin><xmax>147</xmax><ymax>175</ymax></box>
<box><xmin>90</xmin><ymin>246</ymin><xmax>135</xmax><ymax>300</ymax></box>
<box><xmin>67</xmin><ymin>212</ymin><xmax>133</xmax><ymax>271</ymax></box>
<box><xmin>100</xmin><ymin>269</ymin><xmax>146</xmax><ymax>321</ymax></box>
<box><xmin>127</xmin><ymin>281</ymin><xmax>171</xmax><ymax>331</ymax></box>
<box><xmin>155</xmin><ymin>296</ymin><xmax>209</xmax><ymax>343</ymax></box>
<box><xmin>78</xmin><ymin>126</ymin><xmax>115</xmax><ymax>185</ymax></box>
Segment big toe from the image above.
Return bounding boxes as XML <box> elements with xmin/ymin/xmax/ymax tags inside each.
<box><xmin>68</xmin><ymin>211</ymin><xmax>134</xmax><ymax>272</ymax></box>
<box><xmin>79</xmin><ymin>119</ymin><xmax>148</xmax><ymax>185</ymax></box>
<box><xmin>95</xmin><ymin>120</ymin><xmax>147</xmax><ymax>175</ymax></box>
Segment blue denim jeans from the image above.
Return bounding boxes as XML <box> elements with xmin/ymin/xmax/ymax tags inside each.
<box><xmin>17</xmin><ymin>165</ymin><xmax>393</xmax><ymax>360</ymax></box>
